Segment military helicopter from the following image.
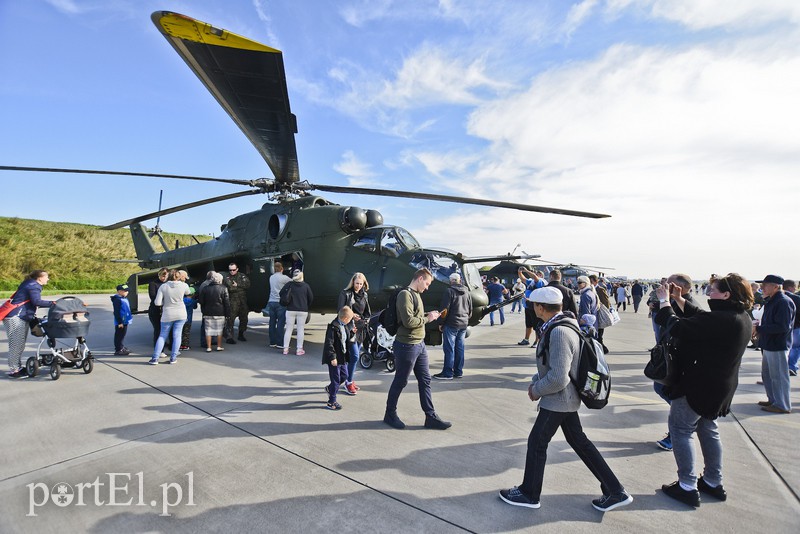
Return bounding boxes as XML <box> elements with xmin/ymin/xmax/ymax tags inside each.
<box><xmin>0</xmin><ymin>11</ymin><xmax>610</xmax><ymax>345</ymax></box>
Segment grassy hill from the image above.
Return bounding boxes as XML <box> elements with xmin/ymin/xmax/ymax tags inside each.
<box><xmin>0</xmin><ymin>217</ymin><xmax>210</xmax><ymax>292</ymax></box>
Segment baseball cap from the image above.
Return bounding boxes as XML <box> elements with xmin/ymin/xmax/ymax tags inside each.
<box><xmin>116</xmin><ymin>284</ymin><xmax>129</xmax><ymax>291</ymax></box>
<box><xmin>529</xmin><ymin>286</ymin><xmax>563</xmax><ymax>304</ymax></box>
<box><xmin>756</xmin><ymin>274</ymin><xmax>784</xmax><ymax>285</ymax></box>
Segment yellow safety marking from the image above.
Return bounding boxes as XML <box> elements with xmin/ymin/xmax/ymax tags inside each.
<box><xmin>608</xmin><ymin>391</ymin><xmax>666</xmax><ymax>405</ymax></box>
<box><xmin>155</xmin><ymin>11</ymin><xmax>281</xmax><ymax>53</ymax></box>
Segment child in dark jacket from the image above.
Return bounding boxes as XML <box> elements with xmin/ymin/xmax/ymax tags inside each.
<box><xmin>111</xmin><ymin>284</ymin><xmax>133</xmax><ymax>355</ymax></box>
<box><xmin>322</xmin><ymin>306</ymin><xmax>355</xmax><ymax>410</ymax></box>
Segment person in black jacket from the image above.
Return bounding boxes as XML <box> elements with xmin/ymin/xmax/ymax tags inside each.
<box><xmin>322</xmin><ymin>306</ymin><xmax>355</xmax><ymax>410</ymax></box>
<box><xmin>337</xmin><ymin>272</ymin><xmax>371</xmax><ymax>394</ymax></box>
<box><xmin>198</xmin><ymin>272</ymin><xmax>231</xmax><ymax>352</ymax></box>
<box><xmin>754</xmin><ymin>274</ymin><xmax>795</xmax><ymax>413</ymax></box>
<box><xmin>547</xmin><ymin>269</ymin><xmax>577</xmax><ymax>317</ymax></box>
<box><xmin>654</xmin><ymin>273</ymin><xmax>753</xmax><ymax>508</ymax></box>
<box><xmin>148</xmin><ymin>268</ymin><xmax>169</xmax><ymax>345</ymax></box>
<box><xmin>281</xmin><ymin>270</ymin><xmax>314</xmax><ymax>355</ymax></box>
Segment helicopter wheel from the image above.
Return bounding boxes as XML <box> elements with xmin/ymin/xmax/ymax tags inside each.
<box><xmin>26</xmin><ymin>357</ymin><xmax>39</xmax><ymax>378</ymax></box>
<box><xmin>359</xmin><ymin>351</ymin><xmax>373</xmax><ymax>369</ymax></box>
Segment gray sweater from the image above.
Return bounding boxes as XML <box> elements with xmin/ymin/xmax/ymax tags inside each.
<box><xmin>531</xmin><ymin>318</ymin><xmax>582</xmax><ymax>412</ymax></box>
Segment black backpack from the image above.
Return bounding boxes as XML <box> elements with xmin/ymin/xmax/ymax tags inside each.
<box><xmin>541</xmin><ymin>320</ymin><xmax>610</xmax><ymax>409</ymax></box>
<box><xmin>379</xmin><ymin>287</ymin><xmax>417</xmax><ymax>336</ymax></box>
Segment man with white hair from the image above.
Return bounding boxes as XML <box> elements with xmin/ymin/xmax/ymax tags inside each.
<box><xmin>434</xmin><ymin>272</ymin><xmax>472</xmax><ymax>380</ymax></box>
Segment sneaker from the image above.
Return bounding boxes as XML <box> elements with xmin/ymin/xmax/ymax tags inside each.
<box><xmin>517</xmin><ymin>339</ymin><xmax>530</xmax><ymax>345</ymax></box>
<box><xmin>326</xmin><ymin>402</ymin><xmax>342</xmax><ymax>410</ymax></box>
<box><xmin>790</xmin><ymin>369</ymin><xmax>798</xmax><ymax>377</ymax></box>
<box><xmin>661</xmin><ymin>481</ymin><xmax>700</xmax><ymax>508</ymax></box>
<box><xmin>283</xmin><ymin>348</ymin><xmax>289</xmax><ymax>355</ymax></box>
<box><xmin>8</xmin><ymin>368</ymin><xmax>28</xmax><ymax>378</ymax></box>
<box><xmin>160</xmin><ymin>352</ymin><xmax>169</xmax><ymax>359</ymax></box>
<box><xmin>226</xmin><ymin>338</ymin><xmax>237</xmax><ymax>345</ymax></box>
<box><xmin>148</xmin><ymin>358</ymin><xmax>159</xmax><ymax>365</ymax></box>
<box><xmin>453</xmin><ymin>374</ymin><xmax>463</xmax><ymax>379</ymax></box>
<box><xmin>296</xmin><ymin>348</ymin><xmax>305</xmax><ymax>356</ymax></box>
<box><xmin>433</xmin><ymin>373</ymin><xmax>453</xmax><ymax>380</ymax></box>
<box><xmin>344</xmin><ymin>383</ymin><xmax>357</xmax><ymax>395</ymax></box>
<box><xmin>216</xmin><ymin>346</ymin><xmax>225</xmax><ymax>352</ymax></box>
<box><xmin>424</xmin><ymin>413</ymin><xmax>452</xmax><ymax>430</ymax></box>
<box><xmin>697</xmin><ymin>477</ymin><xmax>727</xmax><ymax>501</ymax></box>
<box><xmin>238</xmin><ymin>334</ymin><xmax>247</xmax><ymax>342</ymax></box>
<box><xmin>656</xmin><ymin>433</ymin><xmax>673</xmax><ymax>451</ymax></box>
<box><xmin>180</xmin><ymin>345</ymin><xmax>190</xmax><ymax>351</ymax></box>
<box><xmin>592</xmin><ymin>491</ymin><xmax>633</xmax><ymax>512</ymax></box>
<box><xmin>269</xmin><ymin>344</ymin><xmax>278</xmax><ymax>348</ymax></box>
<box><xmin>384</xmin><ymin>412</ymin><xmax>406</xmax><ymax>429</ymax></box>
<box><xmin>169</xmin><ymin>357</ymin><xmax>177</xmax><ymax>364</ymax></box>
<box><xmin>206</xmin><ymin>347</ymin><xmax>212</xmax><ymax>353</ymax></box>
<box><xmin>113</xmin><ymin>350</ymin><xmax>127</xmax><ymax>356</ymax></box>
<box><xmin>757</xmin><ymin>400</ymin><xmax>772</xmax><ymax>406</ymax></box>
<box><xmin>352</xmin><ymin>382</ymin><xmax>360</xmax><ymax>391</ymax></box>
<box><xmin>499</xmin><ymin>487</ymin><xmax>540</xmax><ymax>509</ymax></box>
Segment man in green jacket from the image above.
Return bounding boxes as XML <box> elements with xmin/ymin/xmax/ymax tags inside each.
<box><xmin>384</xmin><ymin>268</ymin><xmax>451</xmax><ymax>430</ymax></box>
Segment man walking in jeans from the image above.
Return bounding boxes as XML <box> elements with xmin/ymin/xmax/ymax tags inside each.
<box><xmin>434</xmin><ymin>273</ymin><xmax>472</xmax><ymax>380</ymax></box>
<box><xmin>384</xmin><ymin>268</ymin><xmax>451</xmax><ymax>430</ymax></box>
<box><xmin>499</xmin><ymin>286</ymin><xmax>632</xmax><ymax>512</ymax></box>
<box><xmin>266</xmin><ymin>261</ymin><xmax>292</xmax><ymax>348</ymax></box>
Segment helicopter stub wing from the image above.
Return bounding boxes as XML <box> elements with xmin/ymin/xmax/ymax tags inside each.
<box><xmin>151</xmin><ymin>11</ymin><xmax>300</xmax><ymax>186</ymax></box>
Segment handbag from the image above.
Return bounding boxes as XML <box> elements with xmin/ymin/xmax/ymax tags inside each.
<box><xmin>644</xmin><ymin>325</ymin><xmax>678</xmax><ymax>386</ymax></box>
<box><xmin>595</xmin><ymin>304</ymin><xmax>614</xmax><ymax>329</ymax></box>
<box><xmin>0</xmin><ymin>292</ymin><xmax>29</xmax><ymax>321</ymax></box>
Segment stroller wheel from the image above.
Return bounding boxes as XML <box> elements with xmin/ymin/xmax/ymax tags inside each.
<box><xmin>50</xmin><ymin>363</ymin><xmax>62</xmax><ymax>381</ymax></box>
<box><xmin>385</xmin><ymin>357</ymin><xmax>395</xmax><ymax>373</ymax></box>
<box><xmin>359</xmin><ymin>351</ymin><xmax>374</xmax><ymax>369</ymax></box>
<box><xmin>82</xmin><ymin>358</ymin><xmax>94</xmax><ymax>374</ymax></box>
<box><xmin>26</xmin><ymin>357</ymin><xmax>39</xmax><ymax>378</ymax></box>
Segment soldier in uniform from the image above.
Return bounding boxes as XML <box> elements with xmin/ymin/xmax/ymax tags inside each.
<box><xmin>223</xmin><ymin>262</ymin><xmax>251</xmax><ymax>343</ymax></box>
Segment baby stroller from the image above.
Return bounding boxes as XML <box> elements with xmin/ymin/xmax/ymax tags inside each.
<box><xmin>26</xmin><ymin>297</ymin><xmax>93</xmax><ymax>380</ymax></box>
<box><xmin>358</xmin><ymin>312</ymin><xmax>395</xmax><ymax>372</ymax></box>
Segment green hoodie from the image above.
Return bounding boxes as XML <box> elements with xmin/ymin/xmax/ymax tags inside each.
<box><xmin>395</xmin><ymin>288</ymin><xmax>426</xmax><ymax>344</ymax></box>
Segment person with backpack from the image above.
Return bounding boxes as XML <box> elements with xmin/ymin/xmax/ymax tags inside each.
<box><xmin>499</xmin><ymin>286</ymin><xmax>632</xmax><ymax>513</ymax></box>
<box><xmin>383</xmin><ymin>268</ymin><xmax>451</xmax><ymax>430</ymax></box>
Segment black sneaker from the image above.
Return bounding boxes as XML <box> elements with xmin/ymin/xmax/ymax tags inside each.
<box><xmin>499</xmin><ymin>487</ymin><xmax>540</xmax><ymax>509</ymax></box>
<box><xmin>8</xmin><ymin>368</ymin><xmax>28</xmax><ymax>379</ymax></box>
<box><xmin>592</xmin><ymin>491</ymin><xmax>633</xmax><ymax>512</ymax></box>
<box><xmin>424</xmin><ymin>413</ymin><xmax>452</xmax><ymax>430</ymax></box>
<box><xmin>238</xmin><ymin>334</ymin><xmax>247</xmax><ymax>342</ymax></box>
<box><xmin>226</xmin><ymin>338</ymin><xmax>237</xmax><ymax>345</ymax></box>
<box><xmin>432</xmin><ymin>373</ymin><xmax>453</xmax><ymax>380</ymax></box>
<box><xmin>517</xmin><ymin>339</ymin><xmax>530</xmax><ymax>345</ymax></box>
<box><xmin>697</xmin><ymin>477</ymin><xmax>727</xmax><ymax>501</ymax></box>
<box><xmin>326</xmin><ymin>402</ymin><xmax>342</xmax><ymax>410</ymax></box>
<box><xmin>453</xmin><ymin>374</ymin><xmax>463</xmax><ymax>379</ymax></box>
<box><xmin>383</xmin><ymin>412</ymin><xmax>405</xmax><ymax>429</ymax></box>
<box><xmin>661</xmin><ymin>481</ymin><xmax>700</xmax><ymax>508</ymax></box>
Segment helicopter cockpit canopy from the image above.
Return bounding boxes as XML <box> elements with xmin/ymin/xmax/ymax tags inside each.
<box><xmin>352</xmin><ymin>226</ymin><xmax>420</xmax><ymax>257</ymax></box>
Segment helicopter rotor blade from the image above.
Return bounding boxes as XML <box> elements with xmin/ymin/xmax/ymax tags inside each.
<box><xmin>307</xmin><ymin>184</ymin><xmax>610</xmax><ymax>219</ymax></box>
<box><xmin>102</xmin><ymin>189</ymin><xmax>263</xmax><ymax>230</ymax></box>
<box><xmin>0</xmin><ymin>165</ymin><xmax>252</xmax><ymax>186</ymax></box>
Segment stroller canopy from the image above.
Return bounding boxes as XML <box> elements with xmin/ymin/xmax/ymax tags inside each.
<box><xmin>44</xmin><ymin>297</ymin><xmax>91</xmax><ymax>338</ymax></box>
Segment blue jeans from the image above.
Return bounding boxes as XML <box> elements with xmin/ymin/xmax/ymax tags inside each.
<box><xmin>327</xmin><ymin>363</ymin><xmax>348</xmax><ymax>403</ymax></box>
<box><xmin>489</xmin><ymin>303</ymin><xmax>504</xmax><ymax>326</ymax></box>
<box><xmin>267</xmin><ymin>301</ymin><xmax>287</xmax><ymax>346</ymax></box>
<box><xmin>788</xmin><ymin>328</ymin><xmax>800</xmax><ymax>372</ymax></box>
<box><xmin>346</xmin><ymin>342</ymin><xmax>360</xmax><ymax>384</ymax></box>
<box><xmin>520</xmin><ymin>408</ymin><xmax>624</xmax><ymax>501</ymax></box>
<box><xmin>511</xmin><ymin>299</ymin><xmax>522</xmax><ymax>312</ymax></box>
<box><xmin>762</xmin><ymin>349</ymin><xmax>792</xmax><ymax>411</ymax></box>
<box><xmin>668</xmin><ymin>396</ymin><xmax>722</xmax><ymax>489</ymax></box>
<box><xmin>153</xmin><ymin>319</ymin><xmax>186</xmax><ymax>360</ymax></box>
<box><xmin>386</xmin><ymin>341</ymin><xmax>435</xmax><ymax>417</ymax></box>
<box><xmin>440</xmin><ymin>325</ymin><xmax>466</xmax><ymax>378</ymax></box>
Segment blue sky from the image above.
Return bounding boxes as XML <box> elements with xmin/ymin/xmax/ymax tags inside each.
<box><xmin>1</xmin><ymin>0</ymin><xmax>799</xmax><ymax>280</ymax></box>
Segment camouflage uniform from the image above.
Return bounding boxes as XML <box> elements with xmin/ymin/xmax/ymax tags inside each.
<box><xmin>224</xmin><ymin>270</ymin><xmax>251</xmax><ymax>340</ymax></box>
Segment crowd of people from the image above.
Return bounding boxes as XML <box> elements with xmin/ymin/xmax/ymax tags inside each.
<box><xmin>3</xmin><ymin>264</ymin><xmax>797</xmax><ymax>513</ymax></box>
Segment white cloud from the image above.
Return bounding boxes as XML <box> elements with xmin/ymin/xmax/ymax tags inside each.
<box><xmin>45</xmin><ymin>0</ymin><xmax>82</xmax><ymax>14</ymax></box>
<box><xmin>606</xmin><ymin>0</ymin><xmax>800</xmax><ymax>30</ymax></box>
<box><xmin>561</xmin><ymin>0</ymin><xmax>599</xmax><ymax>38</ymax></box>
<box><xmin>333</xmin><ymin>150</ymin><xmax>378</xmax><ymax>187</ymax></box>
